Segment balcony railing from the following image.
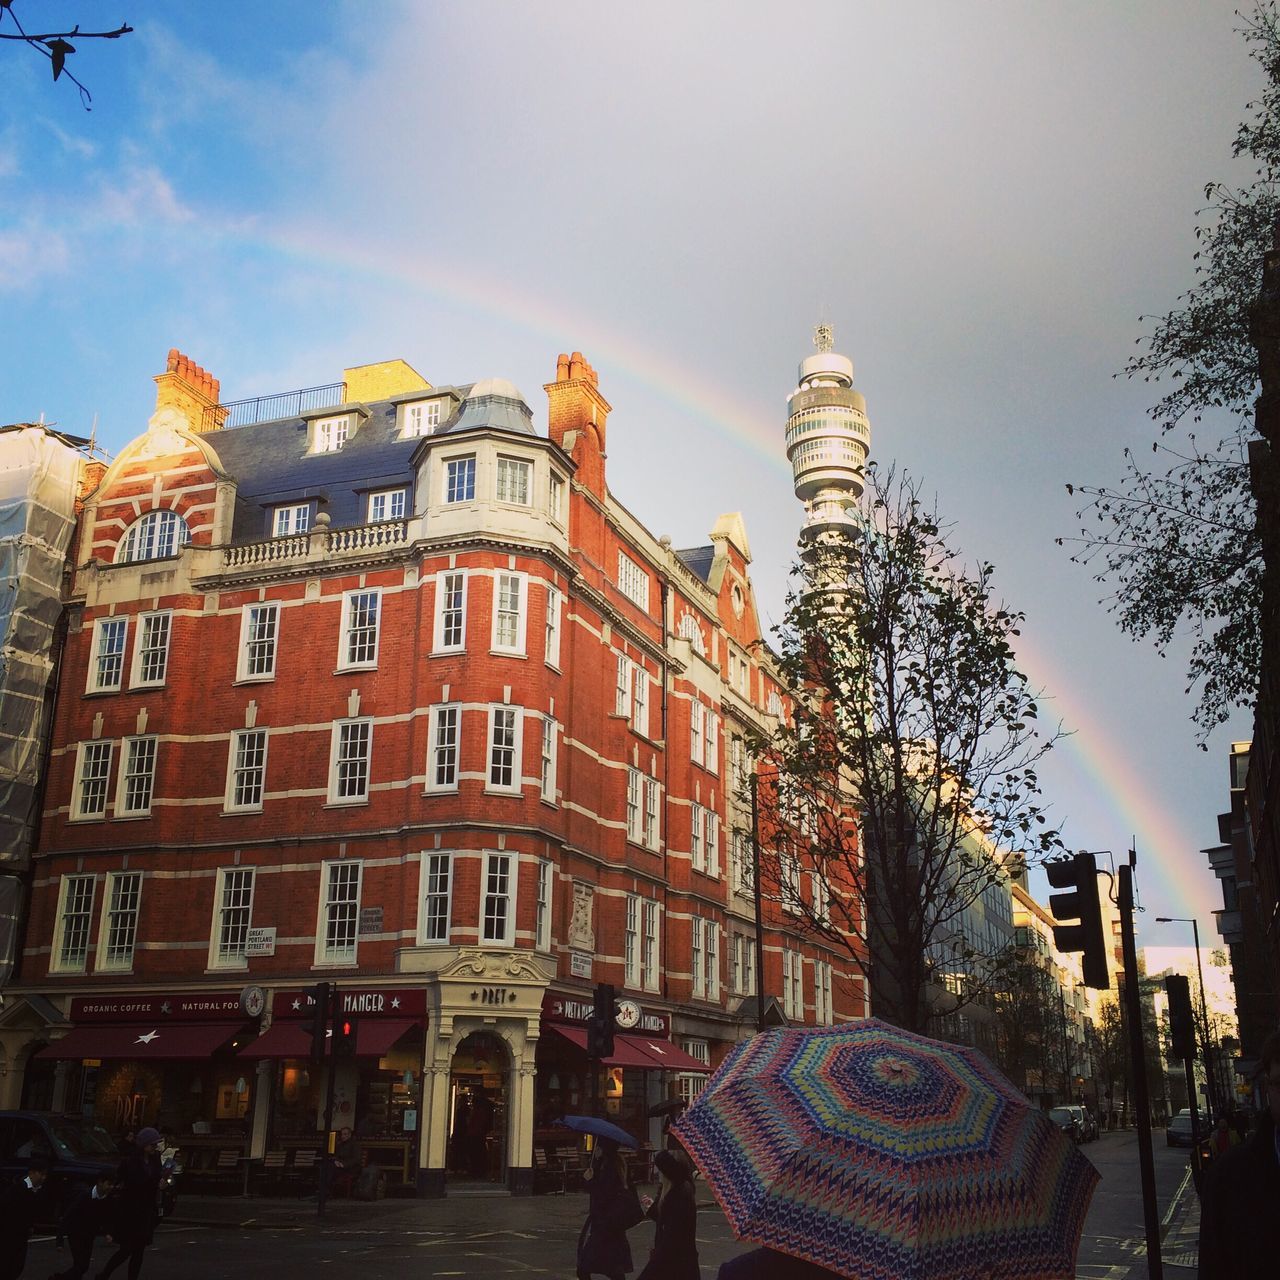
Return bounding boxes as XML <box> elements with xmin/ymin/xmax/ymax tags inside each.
<box><xmin>202</xmin><ymin>382</ymin><xmax>347</xmax><ymax>432</ymax></box>
<box><xmin>222</xmin><ymin>519</ymin><xmax>409</xmax><ymax>570</ymax></box>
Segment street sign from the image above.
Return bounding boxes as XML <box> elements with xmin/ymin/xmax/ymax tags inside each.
<box><xmin>359</xmin><ymin>906</ymin><xmax>383</xmax><ymax>935</ymax></box>
<box><xmin>244</xmin><ymin>927</ymin><xmax>277</xmax><ymax>956</ymax></box>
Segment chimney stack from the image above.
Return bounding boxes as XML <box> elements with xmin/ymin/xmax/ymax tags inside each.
<box><xmin>153</xmin><ymin>348</ymin><xmax>227</xmax><ymax>433</ymax></box>
<box><xmin>545</xmin><ymin>350</ymin><xmax>610</xmax><ymax>499</ymax></box>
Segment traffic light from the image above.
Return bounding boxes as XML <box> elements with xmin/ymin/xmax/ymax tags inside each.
<box><xmin>334</xmin><ymin>1013</ymin><xmax>358</xmax><ymax>1059</ymax></box>
<box><xmin>302</xmin><ymin>982</ymin><xmax>332</xmax><ymax>1063</ymax></box>
<box><xmin>1047</xmin><ymin>851</ymin><xmax>1109</xmax><ymax>989</ymax></box>
<box><xmin>1165</xmin><ymin>974</ymin><xmax>1196</xmax><ymax>1061</ymax></box>
<box><xmin>587</xmin><ymin>982</ymin><xmax>616</xmax><ymax>1060</ymax></box>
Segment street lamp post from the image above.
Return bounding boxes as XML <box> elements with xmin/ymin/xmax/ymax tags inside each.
<box><xmin>1155</xmin><ymin>916</ymin><xmax>1220</xmax><ymax>1119</ymax></box>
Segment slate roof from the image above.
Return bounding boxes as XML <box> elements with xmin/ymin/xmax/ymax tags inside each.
<box><xmin>202</xmin><ymin>383</ymin><xmax>540</xmax><ymax>543</ymax></box>
<box><xmin>674</xmin><ymin>545</ymin><xmax>715</xmax><ymax>584</ymax></box>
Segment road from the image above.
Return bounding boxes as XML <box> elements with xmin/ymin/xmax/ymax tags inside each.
<box><xmin>19</xmin><ymin>1129</ymin><xmax>1196</xmax><ymax>1278</ymax></box>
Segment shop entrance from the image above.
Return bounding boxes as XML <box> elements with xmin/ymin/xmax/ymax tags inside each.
<box><xmin>447</xmin><ymin>1031</ymin><xmax>509</xmax><ymax>1183</ymax></box>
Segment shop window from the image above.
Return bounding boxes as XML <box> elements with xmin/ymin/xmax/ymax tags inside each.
<box><xmin>87</xmin><ymin>617</ymin><xmax>127</xmax><ymax>693</ymax></box>
<box><xmin>98</xmin><ymin>871</ymin><xmax>142</xmax><ymax>971</ymax></box>
<box><xmin>53</xmin><ymin>874</ymin><xmax>96</xmax><ymax>972</ymax></box>
<box><xmin>238</xmin><ymin>602</ymin><xmax>279</xmax><ymax>681</ymax></box>
<box><xmin>320</xmin><ymin>860</ymin><xmax>363</xmax><ymax>963</ymax></box>
<box><xmin>131</xmin><ymin>611</ymin><xmax>172</xmax><ymax>687</ymax></box>
<box><xmin>213</xmin><ymin>868</ymin><xmax>255</xmax><ymax>967</ymax></box>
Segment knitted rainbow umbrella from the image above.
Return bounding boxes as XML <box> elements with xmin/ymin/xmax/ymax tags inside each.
<box><xmin>672</xmin><ymin>1019</ymin><xmax>1098</xmax><ymax>1280</ymax></box>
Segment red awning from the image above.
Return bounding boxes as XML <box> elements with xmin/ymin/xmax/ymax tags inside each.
<box><xmin>239</xmin><ymin>1018</ymin><xmax>419</xmax><ymax>1059</ymax></box>
<box><xmin>36</xmin><ymin>1022</ymin><xmax>247</xmax><ymax>1061</ymax></box>
<box><xmin>546</xmin><ymin>1025</ymin><xmax>710</xmax><ymax>1073</ymax></box>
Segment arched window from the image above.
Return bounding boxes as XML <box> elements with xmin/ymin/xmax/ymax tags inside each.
<box><xmin>767</xmin><ymin>690</ymin><xmax>785</xmax><ymax>719</ymax></box>
<box><xmin>116</xmin><ymin>509</ymin><xmax>190</xmax><ymax>564</ymax></box>
<box><xmin>678</xmin><ymin>611</ymin><xmax>706</xmax><ymax>656</ymax></box>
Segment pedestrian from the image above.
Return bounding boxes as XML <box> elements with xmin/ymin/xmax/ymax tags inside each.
<box><xmin>716</xmin><ymin>1247</ymin><xmax>844</xmax><ymax>1279</ymax></box>
<box><xmin>636</xmin><ymin>1148</ymin><xmax>699</xmax><ymax>1280</ymax></box>
<box><xmin>1209</xmin><ymin>1115</ymin><xmax>1237</xmax><ymax>1159</ymax></box>
<box><xmin>576</xmin><ymin>1138</ymin><xmax>638</xmax><ymax>1280</ymax></box>
<box><xmin>0</xmin><ymin>1153</ymin><xmax>47</xmax><ymax>1280</ymax></box>
<box><xmin>1198</xmin><ymin>1027</ymin><xmax>1280</xmax><ymax>1279</ymax></box>
<box><xmin>50</xmin><ymin>1169</ymin><xmax>116</xmax><ymax>1280</ymax></box>
<box><xmin>97</xmin><ymin>1127</ymin><xmax>163</xmax><ymax>1280</ymax></box>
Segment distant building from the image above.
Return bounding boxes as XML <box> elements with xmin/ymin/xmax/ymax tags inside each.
<box><xmin>0</xmin><ymin>349</ymin><xmax>863</xmax><ymax>1195</ymax></box>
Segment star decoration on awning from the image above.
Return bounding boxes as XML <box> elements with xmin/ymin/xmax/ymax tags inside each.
<box><xmin>645</xmin><ymin>1043</ymin><xmax>667</xmax><ymax>1056</ymax></box>
<box><xmin>291</xmin><ymin>999</ymin><xmax>301</xmax><ymax>1010</ymax></box>
<box><xmin>390</xmin><ymin>996</ymin><xmax>401</xmax><ymax>1009</ymax></box>
<box><xmin>135</xmin><ymin>1030</ymin><xmax>159</xmax><ymax>1045</ymax></box>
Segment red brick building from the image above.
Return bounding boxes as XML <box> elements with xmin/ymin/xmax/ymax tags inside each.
<box><xmin>0</xmin><ymin>349</ymin><xmax>864</xmax><ymax>1194</ymax></box>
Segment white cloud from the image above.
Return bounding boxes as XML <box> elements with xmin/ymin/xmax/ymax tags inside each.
<box><xmin>95</xmin><ymin>164</ymin><xmax>194</xmax><ymax>227</ymax></box>
<box><xmin>35</xmin><ymin>116</ymin><xmax>97</xmax><ymax>161</ymax></box>
<box><xmin>0</xmin><ymin>225</ymin><xmax>70</xmax><ymax>292</ymax></box>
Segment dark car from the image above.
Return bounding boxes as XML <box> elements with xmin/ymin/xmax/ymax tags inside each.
<box><xmin>0</xmin><ymin>1111</ymin><xmax>120</xmax><ymax>1224</ymax></box>
<box><xmin>1048</xmin><ymin>1106</ymin><xmax>1082</xmax><ymax>1142</ymax></box>
<box><xmin>1166</xmin><ymin>1110</ymin><xmax>1199</xmax><ymax>1148</ymax></box>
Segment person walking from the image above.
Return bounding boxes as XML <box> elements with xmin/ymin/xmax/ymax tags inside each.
<box><xmin>576</xmin><ymin>1138</ymin><xmax>636</xmax><ymax>1280</ymax></box>
<box><xmin>636</xmin><ymin>1148</ymin><xmax>699</xmax><ymax>1280</ymax></box>
<box><xmin>50</xmin><ymin>1170</ymin><xmax>116</xmax><ymax>1280</ymax></box>
<box><xmin>0</xmin><ymin>1154</ymin><xmax>47</xmax><ymax>1280</ymax></box>
<box><xmin>97</xmin><ymin>1127</ymin><xmax>162</xmax><ymax>1280</ymax></box>
<box><xmin>1198</xmin><ymin>1028</ymin><xmax>1280</xmax><ymax>1279</ymax></box>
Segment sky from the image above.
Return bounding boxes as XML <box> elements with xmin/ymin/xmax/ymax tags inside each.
<box><xmin>0</xmin><ymin>1</ymin><xmax>1262</xmax><ymax>940</ymax></box>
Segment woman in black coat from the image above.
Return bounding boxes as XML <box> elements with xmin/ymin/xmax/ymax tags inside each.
<box><xmin>637</xmin><ymin>1148</ymin><xmax>699</xmax><ymax>1280</ymax></box>
<box><xmin>576</xmin><ymin>1138</ymin><xmax>635</xmax><ymax>1280</ymax></box>
<box><xmin>99</xmin><ymin>1127</ymin><xmax>163</xmax><ymax>1280</ymax></box>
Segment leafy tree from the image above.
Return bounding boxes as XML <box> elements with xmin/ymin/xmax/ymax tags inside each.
<box><xmin>1062</xmin><ymin>3</ymin><xmax>1280</xmax><ymax>738</ymax></box>
<box><xmin>754</xmin><ymin>465</ymin><xmax>1063</xmax><ymax>1034</ymax></box>
<box><xmin>993</xmin><ymin>952</ymin><xmax>1062</xmax><ymax>1094</ymax></box>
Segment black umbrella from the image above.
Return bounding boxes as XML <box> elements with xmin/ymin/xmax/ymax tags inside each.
<box><xmin>647</xmin><ymin>1098</ymin><xmax>688</xmax><ymax>1119</ymax></box>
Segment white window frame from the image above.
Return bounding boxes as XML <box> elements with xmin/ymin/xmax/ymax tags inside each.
<box><xmin>444</xmin><ymin>454</ymin><xmax>477</xmax><ymax>504</ymax></box>
<box><xmin>97</xmin><ymin>871</ymin><xmax>142</xmax><ymax>972</ymax></box>
<box><xmin>814</xmin><ymin>959</ymin><xmax>834</xmax><ymax>1025</ymax></box>
<box><xmin>130</xmin><ymin>611</ymin><xmax>172</xmax><ymax>688</ymax></box>
<box><xmin>313</xmin><ymin>415</ymin><xmax>351</xmax><ymax>453</ymax></box>
<box><xmin>317</xmin><ymin>859</ymin><xmax>363</xmax><ymax>964</ymax></box>
<box><xmin>641</xmin><ymin>899</ymin><xmax>660</xmax><ymax>991</ymax></box>
<box><xmin>225</xmin><ymin>728</ymin><xmax>268</xmax><ymax>812</ymax></box>
<box><xmin>491</xmin><ymin>571</ymin><xmax>528</xmax><ymax>655</ymax></box>
<box><xmin>535</xmin><ymin>860</ymin><xmax>553</xmax><ymax>952</ymax></box>
<box><xmin>691</xmin><ymin>917</ymin><xmax>705</xmax><ymax>999</ymax></box>
<box><xmin>545</xmin><ymin>585</ymin><xmax>562</xmax><ymax>668</ymax></box>
<box><xmin>480</xmin><ymin>851</ymin><xmax>516</xmax><ymax>946</ymax></box>
<box><xmin>87</xmin><ymin>617</ymin><xmax>128</xmax><ymax>693</ymax></box>
<box><xmin>705</xmin><ymin>711</ymin><xmax>719</xmax><ymax>774</ymax></box>
<box><xmin>631</xmin><ymin>665</ymin><xmax>649</xmax><ymax>738</ymax></box>
<box><xmin>783</xmin><ymin>948</ymin><xmax>805</xmax><ymax>1020</ymax></box>
<box><xmin>706</xmin><ymin>920</ymin><xmax>721</xmax><ymax>1001</ymax></box>
<box><xmin>426</xmin><ymin>704</ymin><xmax>461</xmax><ymax>792</ymax></box>
<box><xmin>781</xmin><ymin>852</ymin><xmax>802</xmax><ymax>914</ymax></box>
<box><xmin>691</xmin><ymin>804</ymin><xmax>704</xmax><ymax>872</ymax></box>
<box><xmin>486</xmin><ymin>705</ymin><xmax>523</xmax><ymax>793</ymax></box>
<box><xmin>690</xmin><ymin>700</ymin><xmax>705</xmax><ymax>766</ymax></box>
<box><xmin>368</xmin><ymin>488</ymin><xmax>407</xmax><ymax>523</ymax></box>
<box><xmin>616</xmin><ymin>550</ymin><xmax>650</xmax><ymax>611</ymax></box>
<box><xmin>549</xmin><ymin>471</ymin><xmax>566</xmax><ymax>525</ymax></box>
<box><xmin>678</xmin><ymin>611</ymin><xmax>705</xmax><ymax>656</ymax></box>
<box><xmin>238</xmin><ymin>602</ymin><xmax>279</xmax><ymax>681</ymax></box>
<box><xmin>116</xmin><ymin>509</ymin><xmax>188</xmax><ymax>564</ymax></box>
<box><xmin>433</xmin><ymin>570</ymin><xmax>467</xmax><ymax>652</ymax></box>
<box><xmin>677</xmin><ymin>1040</ymin><xmax>710</xmax><ymax>1107</ymax></box>
<box><xmin>625</xmin><ymin>896</ymin><xmax>641</xmax><ymax>989</ymax></box>
<box><xmin>615</xmin><ymin>653</ymin><xmax>632</xmax><ymax>719</ymax></box>
<box><xmin>733</xmin><ymin>933</ymin><xmax>757</xmax><ymax>996</ymax></box>
<box><xmin>72</xmin><ymin>740</ymin><xmax>114</xmax><ymax>820</ymax></box>
<box><xmin>704</xmin><ymin>809</ymin><xmax>720</xmax><ymax>878</ymax></box>
<box><xmin>540</xmin><ymin>716</ymin><xmax>558</xmax><ymax>803</ymax></box>
<box><xmin>626</xmin><ymin>768</ymin><xmax>642</xmax><ymax>843</ymax></box>
<box><xmin>115</xmin><ymin>735</ymin><xmax>157</xmax><ymax>817</ymax></box>
<box><xmin>210</xmin><ymin>867</ymin><xmax>255</xmax><ymax>969</ymax></box>
<box><xmin>643</xmin><ymin>776</ymin><xmax>660</xmax><ymax>850</ymax></box>
<box><xmin>273</xmin><ymin>503</ymin><xmax>310</xmax><ymax>537</ymax></box>
<box><xmin>731</xmin><ymin>736</ymin><xmax>746</xmax><ymax>793</ymax></box>
<box><xmin>419</xmin><ymin>851</ymin><xmax>453</xmax><ymax>944</ymax></box>
<box><xmin>813</xmin><ymin>873</ymin><xmax>831</xmax><ymax>925</ymax></box>
<box><xmin>338</xmin><ymin>588</ymin><xmax>381</xmax><ymax>670</ymax></box>
<box><xmin>495</xmin><ymin>455</ymin><xmax>532</xmax><ymax>506</ymax></box>
<box><xmin>328</xmin><ymin>718</ymin><xmax>373</xmax><ymax>805</ymax></box>
<box><xmin>402</xmin><ymin>400</ymin><xmax>441</xmax><ymax>437</ymax></box>
<box><xmin>52</xmin><ymin>873</ymin><xmax>96</xmax><ymax>973</ymax></box>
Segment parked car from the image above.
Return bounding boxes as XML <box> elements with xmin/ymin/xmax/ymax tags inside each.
<box><xmin>1066</xmin><ymin>1105</ymin><xmax>1098</xmax><ymax>1142</ymax></box>
<box><xmin>1166</xmin><ymin>1109</ymin><xmax>1200</xmax><ymax>1148</ymax></box>
<box><xmin>1048</xmin><ymin>1106</ymin><xmax>1082</xmax><ymax>1142</ymax></box>
<box><xmin>0</xmin><ymin>1111</ymin><xmax>120</xmax><ymax>1225</ymax></box>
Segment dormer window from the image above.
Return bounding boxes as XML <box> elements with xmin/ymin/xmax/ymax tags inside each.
<box><xmin>313</xmin><ymin>415</ymin><xmax>351</xmax><ymax>453</ymax></box>
<box><xmin>368</xmin><ymin>489</ymin><xmax>406</xmax><ymax>522</ymax></box>
<box><xmin>273</xmin><ymin>503</ymin><xmax>310</xmax><ymax>537</ymax></box>
<box><xmin>402</xmin><ymin>400</ymin><xmax>442</xmax><ymax>438</ymax></box>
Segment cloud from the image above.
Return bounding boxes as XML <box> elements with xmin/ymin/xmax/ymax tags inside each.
<box><xmin>0</xmin><ymin>224</ymin><xmax>70</xmax><ymax>292</ymax></box>
<box><xmin>95</xmin><ymin>164</ymin><xmax>195</xmax><ymax>228</ymax></box>
<box><xmin>35</xmin><ymin>116</ymin><xmax>97</xmax><ymax>161</ymax></box>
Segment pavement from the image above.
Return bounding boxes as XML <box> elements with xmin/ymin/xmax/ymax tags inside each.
<box><xmin>166</xmin><ymin>1169</ymin><xmax>1204</xmax><ymax>1277</ymax></box>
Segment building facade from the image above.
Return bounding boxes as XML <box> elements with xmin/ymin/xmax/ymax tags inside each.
<box><xmin>0</xmin><ymin>348</ymin><xmax>863</xmax><ymax>1194</ymax></box>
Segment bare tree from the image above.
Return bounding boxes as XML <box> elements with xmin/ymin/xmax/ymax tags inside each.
<box><xmin>0</xmin><ymin>1</ymin><xmax>132</xmax><ymax>110</ymax></box>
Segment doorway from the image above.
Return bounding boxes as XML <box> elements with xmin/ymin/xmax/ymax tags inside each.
<box><xmin>447</xmin><ymin>1031</ymin><xmax>509</xmax><ymax>1183</ymax></box>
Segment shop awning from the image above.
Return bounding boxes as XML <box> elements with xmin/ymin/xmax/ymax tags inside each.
<box><xmin>36</xmin><ymin>1022</ymin><xmax>248</xmax><ymax>1061</ymax></box>
<box><xmin>239</xmin><ymin>1017</ymin><xmax>419</xmax><ymax>1059</ymax></box>
<box><xmin>546</xmin><ymin>1025</ymin><xmax>710</xmax><ymax>1073</ymax></box>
